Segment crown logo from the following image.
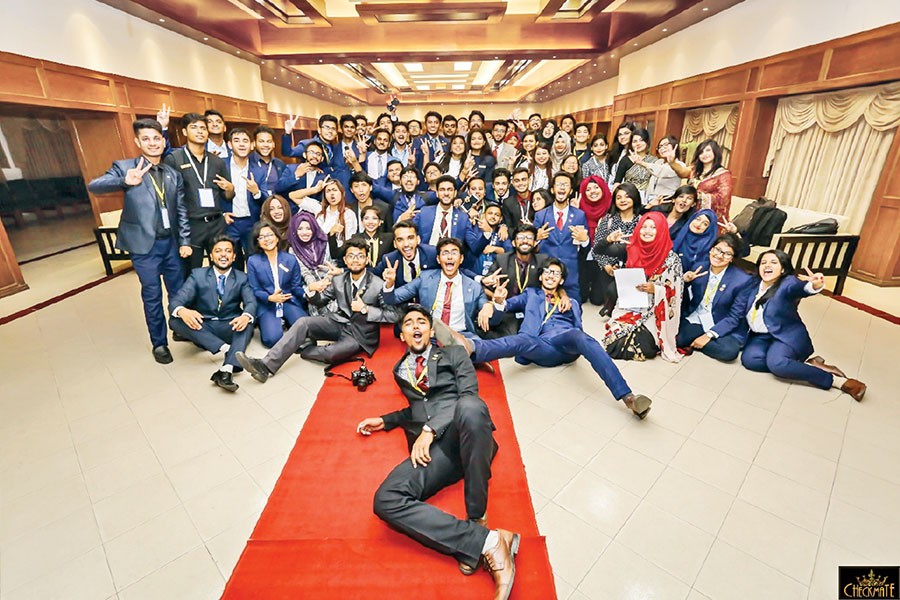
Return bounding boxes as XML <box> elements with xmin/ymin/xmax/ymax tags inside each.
<box><xmin>858</xmin><ymin>570</ymin><xmax>889</xmax><ymax>587</ymax></box>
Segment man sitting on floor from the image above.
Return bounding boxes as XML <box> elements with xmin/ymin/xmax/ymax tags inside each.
<box><xmin>168</xmin><ymin>235</ymin><xmax>256</xmax><ymax>392</ymax></box>
<box><xmin>356</xmin><ymin>304</ymin><xmax>520</xmax><ymax>599</ymax></box>
<box><xmin>452</xmin><ymin>258</ymin><xmax>653</xmax><ymax>419</ymax></box>
<box><xmin>236</xmin><ymin>237</ymin><xmax>398</xmax><ymax>381</ymax></box>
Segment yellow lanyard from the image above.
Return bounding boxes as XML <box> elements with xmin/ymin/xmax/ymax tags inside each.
<box><xmin>148</xmin><ymin>170</ymin><xmax>166</xmax><ymax>207</ymax></box>
<box><xmin>367</xmin><ymin>236</ymin><xmax>379</xmax><ymax>268</ymax></box>
<box><xmin>702</xmin><ymin>275</ymin><xmax>718</xmax><ymax>309</ymax></box>
<box><xmin>542</xmin><ymin>294</ymin><xmax>559</xmax><ymax>324</ymax></box>
<box><xmin>515</xmin><ymin>260</ymin><xmax>529</xmax><ymax>293</ymax></box>
<box><xmin>404</xmin><ymin>359</ymin><xmax>428</xmax><ymax>393</ymax></box>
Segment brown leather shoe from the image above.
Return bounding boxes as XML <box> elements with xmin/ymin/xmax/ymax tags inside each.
<box><xmin>807</xmin><ymin>355</ymin><xmax>847</xmax><ymax>378</ymax></box>
<box><xmin>623</xmin><ymin>393</ymin><xmax>652</xmax><ymax>419</ymax></box>
<box><xmin>483</xmin><ymin>529</ymin><xmax>520</xmax><ymax>600</ymax></box>
<box><xmin>840</xmin><ymin>378</ymin><xmax>867</xmax><ymax>402</ymax></box>
<box><xmin>458</xmin><ymin>517</ymin><xmax>488</xmax><ymax>576</ymax></box>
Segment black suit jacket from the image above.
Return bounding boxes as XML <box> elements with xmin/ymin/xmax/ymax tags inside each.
<box><xmin>382</xmin><ymin>345</ymin><xmax>493</xmax><ymax>443</ymax></box>
<box><xmin>308</xmin><ymin>270</ymin><xmax>399</xmax><ymax>354</ymax></box>
<box><xmin>491</xmin><ymin>252</ymin><xmax>550</xmax><ymax>296</ymax></box>
<box><xmin>501</xmin><ymin>194</ymin><xmax>535</xmax><ymax>231</ymax></box>
<box><xmin>168</xmin><ymin>267</ymin><xmax>257</xmax><ymax>321</ymax></box>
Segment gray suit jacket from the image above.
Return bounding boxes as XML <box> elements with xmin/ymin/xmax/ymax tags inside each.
<box><xmin>88</xmin><ymin>158</ymin><xmax>189</xmax><ymax>254</ymax></box>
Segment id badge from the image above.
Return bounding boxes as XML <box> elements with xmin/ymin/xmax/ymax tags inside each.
<box><xmin>160</xmin><ymin>207</ymin><xmax>170</xmax><ymax>229</ymax></box>
<box><xmin>515</xmin><ymin>312</ymin><xmax>525</xmax><ymax>319</ymax></box>
<box><xmin>276</xmin><ymin>303</ymin><xmax>284</xmax><ymax>318</ymax></box>
<box><xmin>199</xmin><ymin>188</ymin><xmax>215</xmax><ymax>208</ymax></box>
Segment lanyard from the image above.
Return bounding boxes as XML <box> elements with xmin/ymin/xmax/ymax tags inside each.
<box><xmin>542</xmin><ymin>294</ymin><xmax>560</xmax><ymax>324</ymax></box>
<box><xmin>403</xmin><ymin>359</ymin><xmax>429</xmax><ymax>393</ymax></box>
<box><xmin>187</xmin><ymin>150</ymin><xmax>209</xmax><ymax>188</ymax></box>
<box><xmin>367</xmin><ymin>236</ymin><xmax>379</xmax><ymax>268</ymax></box>
<box><xmin>702</xmin><ymin>275</ymin><xmax>718</xmax><ymax>309</ymax></box>
<box><xmin>147</xmin><ymin>169</ymin><xmax>166</xmax><ymax>207</ymax></box>
<box><xmin>432</xmin><ymin>281</ymin><xmax>453</xmax><ymax>313</ymax></box>
<box><xmin>259</xmin><ymin>159</ymin><xmax>273</xmax><ymax>186</ymax></box>
<box><xmin>515</xmin><ymin>260</ymin><xmax>529</xmax><ymax>293</ymax></box>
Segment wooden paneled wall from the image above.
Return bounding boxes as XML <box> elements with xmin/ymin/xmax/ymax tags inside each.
<box><xmin>553</xmin><ymin>22</ymin><xmax>900</xmax><ymax>286</ymax></box>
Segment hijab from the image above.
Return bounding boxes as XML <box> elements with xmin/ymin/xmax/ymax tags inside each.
<box><xmin>550</xmin><ymin>130</ymin><xmax>573</xmax><ymax>172</ymax></box>
<box><xmin>626</xmin><ymin>212</ymin><xmax>673</xmax><ymax>277</ymax></box>
<box><xmin>672</xmin><ymin>208</ymin><xmax>718</xmax><ymax>272</ymax></box>
<box><xmin>578</xmin><ymin>175</ymin><xmax>612</xmax><ymax>238</ymax></box>
<box><xmin>260</xmin><ymin>195</ymin><xmax>291</xmax><ymax>239</ymax></box>
<box><xmin>287</xmin><ymin>211</ymin><xmax>328</xmax><ymax>270</ymax></box>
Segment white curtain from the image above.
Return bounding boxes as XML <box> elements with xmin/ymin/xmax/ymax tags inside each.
<box><xmin>680</xmin><ymin>104</ymin><xmax>739</xmax><ymax>166</ymax></box>
<box><xmin>764</xmin><ymin>82</ymin><xmax>900</xmax><ymax>233</ymax></box>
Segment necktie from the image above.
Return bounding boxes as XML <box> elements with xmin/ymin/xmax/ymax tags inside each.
<box><xmin>352</xmin><ymin>282</ymin><xmax>360</xmax><ymax>298</ymax></box>
<box><xmin>440</xmin><ymin>210</ymin><xmax>449</xmax><ymax>236</ymax></box>
<box><xmin>408</xmin><ymin>261</ymin><xmax>418</xmax><ymax>280</ymax></box>
<box><xmin>325</xmin><ymin>145</ymin><xmax>332</xmax><ymax>163</ymax></box>
<box><xmin>378</xmin><ymin>154</ymin><xmax>385</xmax><ymax>178</ymax></box>
<box><xmin>441</xmin><ymin>281</ymin><xmax>453</xmax><ymax>325</ymax></box>
<box><xmin>216</xmin><ymin>274</ymin><xmax>226</xmax><ymax>297</ymax></box>
<box><xmin>414</xmin><ymin>355</ymin><xmax>429</xmax><ymax>392</ymax></box>
<box><xmin>556</xmin><ymin>211</ymin><xmax>564</xmax><ymax>230</ymax></box>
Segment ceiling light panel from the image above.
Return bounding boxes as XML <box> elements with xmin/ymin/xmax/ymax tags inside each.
<box><xmin>371</xmin><ymin>62</ymin><xmax>410</xmax><ymax>88</ymax></box>
<box><xmin>454</xmin><ymin>62</ymin><xmax>473</xmax><ymax>71</ymax></box>
<box><xmin>472</xmin><ymin>60</ymin><xmax>504</xmax><ymax>86</ymax></box>
<box><xmin>403</xmin><ymin>63</ymin><xmax>423</xmax><ymax>72</ymax></box>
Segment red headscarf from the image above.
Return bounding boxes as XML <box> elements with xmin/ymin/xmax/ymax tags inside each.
<box><xmin>578</xmin><ymin>175</ymin><xmax>612</xmax><ymax>238</ymax></box>
<box><xmin>626</xmin><ymin>212</ymin><xmax>673</xmax><ymax>277</ymax></box>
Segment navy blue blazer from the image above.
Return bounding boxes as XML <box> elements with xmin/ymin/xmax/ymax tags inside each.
<box><xmin>383</xmin><ymin>269</ymin><xmax>492</xmax><ymax>334</ymax></box>
<box><xmin>413</xmin><ymin>135</ymin><xmax>449</xmax><ymax>170</ymax></box>
<box><xmin>223</xmin><ymin>160</ymin><xmax>262</xmax><ymax>221</ymax></box>
<box><xmin>169</xmin><ymin>267</ymin><xmax>257</xmax><ymax>321</ymax></box>
<box><xmin>753</xmin><ymin>275</ymin><xmax>820</xmax><ymax>359</ymax></box>
<box><xmin>88</xmin><ymin>158</ymin><xmax>189</xmax><ymax>255</ymax></box>
<box><xmin>683</xmin><ymin>265</ymin><xmax>755</xmax><ymax>343</ymax></box>
<box><xmin>246</xmin><ymin>252</ymin><xmax>306</xmax><ymax>316</ymax></box>
<box><xmin>392</xmin><ymin>190</ymin><xmax>438</xmax><ymax>221</ymax></box>
<box><xmin>414</xmin><ymin>205</ymin><xmax>489</xmax><ymax>256</ymax></box>
<box><xmin>373</xmin><ymin>179</ymin><xmax>401</xmax><ymax>203</ymax></box>
<box><xmin>375</xmin><ymin>244</ymin><xmax>439</xmax><ymax>287</ymax></box>
<box><xmin>532</xmin><ymin>206</ymin><xmax>588</xmax><ymax>265</ymax></box>
<box><xmin>281</xmin><ymin>134</ymin><xmax>337</xmax><ymax>168</ymax></box>
<box><xmin>274</xmin><ymin>165</ymin><xmax>328</xmax><ymax>210</ymax></box>
<box><xmin>248</xmin><ymin>153</ymin><xmax>287</xmax><ymax>200</ymax></box>
<box><xmin>502</xmin><ymin>287</ymin><xmax>583</xmax><ymax>337</ymax></box>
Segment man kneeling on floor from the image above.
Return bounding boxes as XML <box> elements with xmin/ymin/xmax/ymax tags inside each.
<box><xmin>356</xmin><ymin>304</ymin><xmax>520</xmax><ymax>600</ymax></box>
<box><xmin>236</xmin><ymin>236</ymin><xmax>398</xmax><ymax>381</ymax></box>
<box><xmin>168</xmin><ymin>235</ymin><xmax>256</xmax><ymax>392</ymax></box>
<box><xmin>451</xmin><ymin>258</ymin><xmax>653</xmax><ymax>419</ymax></box>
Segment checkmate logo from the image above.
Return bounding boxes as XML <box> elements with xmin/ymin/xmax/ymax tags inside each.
<box><xmin>839</xmin><ymin>567</ymin><xmax>899</xmax><ymax>599</ymax></box>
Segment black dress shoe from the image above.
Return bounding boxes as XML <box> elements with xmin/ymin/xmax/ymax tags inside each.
<box><xmin>235</xmin><ymin>352</ymin><xmax>271</xmax><ymax>383</ymax></box>
<box><xmin>210</xmin><ymin>370</ymin><xmax>239</xmax><ymax>392</ymax></box>
<box><xmin>296</xmin><ymin>337</ymin><xmax>316</xmax><ymax>353</ymax></box>
<box><xmin>152</xmin><ymin>345</ymin><xmax>173</xmax><ymax>364</ymax></box>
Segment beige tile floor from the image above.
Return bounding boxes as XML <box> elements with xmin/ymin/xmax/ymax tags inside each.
<box><xmin>0</xmin><ymin>269</ymin><xmax>898</xmax><ymax>599</ymax></box>
<box><xmin>6</xmin><ymin>212</ymin><xmax>96</xmax><ymax>263</ymax></box>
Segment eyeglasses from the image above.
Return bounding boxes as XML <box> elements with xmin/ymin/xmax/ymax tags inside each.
<box><xmin>710</xmin><ymin>247</ymin><xmax>734</xmax><ymax>258</ymax></box>
<box><xmin>544</xmin><ymin>269</ymin><xmax>563</xmax><ymax>277</ymax></box>
<box><xmin>439</xmin><ymin>250</ymin><xmax>461</xmax><ymax>257</ymax></box>
<box><xmin>344</xmin><ymin>253</ymin><xmax>367</xmax><ymax>260</ymax></box>
<box><xmin>515</xmin><ymin>235</ymin><xmax>535</xmax><ymax>242</ymax></box>
<box><xmin>257</xmin><ymin>233</ymin><xmax>277</xmax><ymax>240</ymax></box>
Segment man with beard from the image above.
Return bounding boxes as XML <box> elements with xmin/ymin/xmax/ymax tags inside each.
<box><xmin>413</xmin><ymin>111</ymin><xmax>449</xmax><ymax>171</ymax></box>
<box><xmin>451</xmin><ymin>259</ymin><xmax>654</xmax><ymax>419</ymax></box>
<box><xmin>373</xmin><ymin>158</ymin><xmax>403</xmax><ymax>203</ymax></box>
<box><xmin>375</xmin><ymin>220</ymin><xmax>439</xmax><ymax>288</ymax></box>
<box><xmin>88</xmin><ymin>118</ymin><xmax>191</xmax><ymax>364</ymax></box>
<box><xmin>391</xmin><ymin>167</ymin><xmax>436</xmax><ymax>222</ymax></box>
<box><xmin>356</xmin><ymin>304</ymin><xmax>520</xmax><ymax>598</ymax></box>
<box><xmin>389</xmin><ymin>121</ymin><xmax>413</xmax><ymax>168</ymax></box>
<box><xmin>236</xmin><ymin>238</ymin><xmax>398</xmax><ymax>379</ymax></box>
<box><xmin>415</xmin><ymin>175</ymin><xmax>489</xmax><ymax>258</ymax></box>
<box><xmin>168</xmin><ymin>236</ymin><xmax>256</xmax><ymax>392</ymax></box>
<box><xmin>249</xmin><ymin>125</ymin><xmax>287</xmax><ymax>200</ymax></box>
<box><xmin>533</xmin><ymin>172</ymin><xmax>589</xmax><ymax>300</ymax></box>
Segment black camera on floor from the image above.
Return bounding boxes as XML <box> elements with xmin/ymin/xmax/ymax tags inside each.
<box><xmin>324</xmin><ymin>358</ymin><xmax>376</xmax><ymax>392</ymax></box>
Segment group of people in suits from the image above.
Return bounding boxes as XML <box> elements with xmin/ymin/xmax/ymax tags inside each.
<box><xmin>91</xmin><ymin>109</ymin><xmax>868</xmax><ymax>599</ymax></box>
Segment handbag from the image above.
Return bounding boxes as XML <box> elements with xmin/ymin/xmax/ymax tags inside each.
<box><xmin>786</xmin><ymin>218</ymin><xmax>839</xmax><ymax>235</ymax></box>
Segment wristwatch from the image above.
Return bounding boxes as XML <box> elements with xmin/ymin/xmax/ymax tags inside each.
<box><xmin>422</xmin><ymin>424</ymin><xmax>435</xmax><ymax>435</ymax></box>
<box><xmin>360</xmin><ymin>305</ymin><xmax>369</xmax><ymax>314</ymax></box>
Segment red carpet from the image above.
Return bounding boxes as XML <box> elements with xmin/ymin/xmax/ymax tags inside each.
<box><xmin>222</xmin><ymin>326</ymin><xmax>557</xmax><ymax>599</ymax></box>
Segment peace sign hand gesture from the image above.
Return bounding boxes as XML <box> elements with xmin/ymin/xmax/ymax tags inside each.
<box><xmin>797</xmin><ymin>267</ymin><xmax>826</xmax><ymax>291</ymax></box>
<box><xmin>243</xmin><ymin>172</ymin><xmax>259</xmax><ymax>196</ymax></box>
<box><xmin>382</xmin><ymin>257</ymin><xmax>399</xmax><ymax>288</ymax></box>
<box><xmin>156</xmin><ymin>103</ymin><xmax>170</xmax><ymax>129</ymax></box>
<box><xmin>284</xmin><ymin>114</ymin><xmax>299</xmax><ymax>135</ymax></box>
<box><xmin>125</xmin><ymin>157</ymin><xmax>153</xmax><ymax>186</ymax></box>
<box><xmin>492</xmin><ymin>278</ymin><xmax>510</xmax><ymax>304</ymax></box>
<box><xmin>682</xmin><ymin>267</ymin><xmax>708</xmax><ymax>284</ymax></box>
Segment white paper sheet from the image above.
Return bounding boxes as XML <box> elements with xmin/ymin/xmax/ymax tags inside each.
<box><xmin>615</xmin><ymin>268</ymin><xmax>650</xmax><ymax>309</ymax></box>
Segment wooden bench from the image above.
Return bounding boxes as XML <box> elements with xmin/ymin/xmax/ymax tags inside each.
<box><xmin>93</xmin><ymin>226</ymin><xmax>131</xmax><ymax>276</ymax></box>
<box><xmin>774</xmin><ymin>233</ymin><xmax>860</xmax><ymax>295</ymax></box>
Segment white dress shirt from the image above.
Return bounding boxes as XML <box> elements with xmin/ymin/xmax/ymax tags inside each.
<box><xmin>429</xmin><ymin>206</ymin><xmax>454</xmax><ymax>245</ymax></box>
<box><xmin>229</xmin><ymin>159</ymin><xmax>251</xmax><ymax>218</ymax></box>
<box><xmin>435</xmin><ymin>272</ymin><xmax>466</xmax><ymax>332</ymax></box>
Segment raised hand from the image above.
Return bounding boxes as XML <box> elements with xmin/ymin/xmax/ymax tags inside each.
<box><xmin>607</xmin><ymin>229</ymin><xmax>625</xmax><ymax>243</ymax></box>
<box><xmin>570</xmin><ymin>192</ymin><xmax>581</xmax><ymax>209</ymax></box>
<box><xmin>569</xmin><ymin>225</ymin><xmax>589</xmax><ymax>243</ymax></box>
<box><xmin>213</xmin><ymin>174</ymin><xmax>234</xmax><ymax>193</ymax></box>
<box><xmin>356</xmin><ymin>133</ymin><xmax>368</xmax><ymax>156</ymax></box>
<box><xmin>382</xmin><ymin>257</ymin><xmax>398</xmax><ymax>287</ymax></box>
<box><xmin>682</xmin><ymin>267</ymin><xmax>708</xmax><ymax>283</ymax></box>
<box><xmin>720</xmin><ymin>218</ymin><xmax>738</xmax><ymax>234</ymax></box>
<box><xmin>797</xmin><ymin>266</ymin><xmax>826</xmax><ymax>290</ymax></box>
<box><xmin>477</xmin><ymin>302</ymin><xmax>495</xmax><ymax>331</ymax></box>
<box><xmin>481</xmin><ymin>268</ymin><xmax>503</xmax><ymax>288</ymax></box>
<box><xmin>308</xmin><ymin>278</ymin><xmax>331</xmax><ymax>293</ymax></box>
<box><xmin>284</xmin><ymin>114</ymin><xmax>299</xmax><ymax>135</ymax></box>
<box><xmin>492</xmin><ymin>278</ymin><xmax>509</xmax><ymax>304</ymax></box>
<box><xmin>498</xmin><ymin>224</ymin><xmax>509</xmax><ymax>241</ymax></box>
<box><xmin>294</xmin><ymin>162</ymin><xmax>312</xmax><ymax>178</ymax></box>
<box><xmin>536</xmin><ymin>222</ymin><xmax>552</xmax><ymax>241</ymax></box>
<box><xmin>243</xmin><ymin>172</ymin><xmax>260</xmax><ymax>196</ymax></box>
<box><xmin>156</xmin><ymin>103</ymin><xmax>170</xmax><ymax>129</ymax></box>
<box><xmin>124</xmin><ymin>157</ymin><xmax>152</xmax><ymax>186</ymax></box>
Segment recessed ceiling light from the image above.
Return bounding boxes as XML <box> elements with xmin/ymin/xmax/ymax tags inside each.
<box><xmin>634</xmin><ymin>42</ymin><xmax>639</xmax><ymax>46</ymax></box>
<box><xmin>318</xmin><ymin>59</ymin><xmax>323</xmax><ymax>63</ymax></box>
<box><xmin>603</xmin><ymin>70</ymin><xmax>607</xmax><ymax>73</ymax></box>
<box><xmin>662</xmin><ymin>28</ymin><xmax>668</xmax><ymax>32</ymax></box>
<box><xmin>273</xmin><ymin>76</ymin><xmax>276</xmax><ymax>80</ymax></box>
<box><xmin>158</xmin><ymin>18</ymin><xmax>165</xmax><ymax>22</ymax></box>
<box><xmin>203</xmin><ymin>37</ymin><xmax>208</xmax><ymax>41</ymax></box>
<box><xmin>702</xmin><ymin>6</ymin><xmax>709</xmax><ymax>10</ymax></box>
<box><xmin>236</xmin><ymin>51</ymin><xmax>241</xmax><ymax>54</ymax></box>
<box><xmin>552</xmin><ymin>55</ymin><xmax>557</xmax><ymax>59</ymax></box>
<box><xmin>611</xmin><ymin>54</ymin><xmax>615</xmax><ymax>58</ymax></box>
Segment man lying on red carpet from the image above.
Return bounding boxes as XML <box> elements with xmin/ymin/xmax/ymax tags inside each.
<box><xmin>356</xmin><ymin>303</ymin><xmax>520</xmax><ymax>600</ymax></box>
